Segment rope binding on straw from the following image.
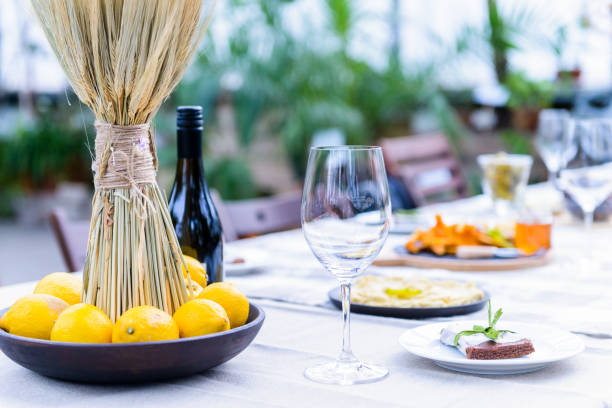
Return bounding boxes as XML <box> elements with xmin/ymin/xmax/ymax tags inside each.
<box><xmin>93</xmin><ymin>121</ymin><xmax>159</xmax><ymax>221</ymax></box>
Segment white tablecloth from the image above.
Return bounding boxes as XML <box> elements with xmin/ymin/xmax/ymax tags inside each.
<box><xmin>2</xmin><ymin>199</ymin><xmax>612</xmax><ymax>407</ymax></box>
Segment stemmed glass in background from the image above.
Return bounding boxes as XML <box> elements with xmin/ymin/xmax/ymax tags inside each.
<box><xmin>536</xmin><ymin>109</ymin><xmax>576</xmax><ymax>188</ymax></box>
<box><xmin>559</xmin><ymin>118</ymin><xmax>612</xmax><ymax>231</ymax></box>
<box><xmin>301</xmin><ymin>146</ymin><xmax>391</xmax><ymax>385</ymax></box>
<box><xmin>558</xmin><ymin>118</ymin><xmax>612</xmax><ymax>268</ymax></box>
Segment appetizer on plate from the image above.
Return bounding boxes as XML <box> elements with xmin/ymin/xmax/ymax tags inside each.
<box><xmin>351</xmin><ymin>275</ymin><xmax>484</xmax><ymax>308</ymax></box>
<box><xmin>405</xmin><ymin>215</ymin><xmax>550</xmax><ymax>257</ymax></box>
<box><xmin>440</xmin><ymin>301</ymin><xmax>534</xmax><ymax>360</ymax></box>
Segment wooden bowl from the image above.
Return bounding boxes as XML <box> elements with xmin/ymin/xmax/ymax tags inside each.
<box><xmin>0</xmin><ymin>302</ymin><xmax>264</xmax><ymax>383</ymax></box>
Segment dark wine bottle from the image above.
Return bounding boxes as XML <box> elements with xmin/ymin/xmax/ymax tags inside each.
<box><xmin>168</xmin><ymin>106</ymin><xmax>224</xmax><ymax>284</ymax></box>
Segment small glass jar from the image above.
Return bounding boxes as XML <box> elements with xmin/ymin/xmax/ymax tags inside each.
<box><xmin>515</xmin><ymin>210</ymin><xmax>552</xmax><ymax>255</ymax></box>
<box><xmin>478</xmin><ymin>153</ymin><xmax>533</xmax><ymax>215</ymax></box>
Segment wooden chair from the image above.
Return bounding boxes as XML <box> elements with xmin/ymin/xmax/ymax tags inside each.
<box><xmin>212</xmin><ymin>191</ymin><xmax>302</xmax><ymax>242</ymax></box>
<box><xmin>48</xmin><ymin>209</ymin><xmax>90</xmax><ymax>272</ymax></box>
<box><xmin>49</xmin><ymin>191</ymin><xmax>302</xmax><ymax>270</ymax></box>
<box><xmin>378</xmin><ymin>133</ymin><xmax>468</xmax><ymax>206</ymax></box>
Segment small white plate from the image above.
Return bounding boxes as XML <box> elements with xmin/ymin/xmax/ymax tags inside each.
<box><xmin>399</xmin><ymin>321</ymin><xmax>584</xmax><ymax>375</ymax></box>
<box><xmin>224</xmin><ymin>248</ymin><xmax>267</xmax><ymax>276</ymax></box>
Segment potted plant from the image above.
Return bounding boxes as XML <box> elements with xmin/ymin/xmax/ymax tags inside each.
<box><xmin>504</xmin><ymin>71</ymin><xmax>555</xmax><ymax>131</ymax></box>
<box><xmin>0</xmin><ymin>113</ymin><xmax>92</xmax><ymax>223</ymax></box>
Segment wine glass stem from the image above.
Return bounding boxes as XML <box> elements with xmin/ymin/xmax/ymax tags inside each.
<box><xmin>581</xmin><ymin>210</ymin><xmax>595</xmax><ymax>271</ymax></box>
<box><xmin>584</xmin><ymin>209</ymin><xmax>594</xmax><ymax>248</ymax></box>
<box><xmin>339</xmin><ymin>280</ymin><xmax>355</xmax><ymax>362</ymax></box>
<box><xmin>548</xmin><ymin>170</ymin><xmax>558</xmax><ymax>189</ymax></box>
<box><xmin>584</xmin><ymin>210</ymin><xmax>594</xmax><ymax>231</ymax></box>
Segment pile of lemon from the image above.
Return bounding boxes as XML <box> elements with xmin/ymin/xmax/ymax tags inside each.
<box><xmin>0</xmin><ymin>256</ymin><xmax>249</xmax><ymax>343</ymax></box>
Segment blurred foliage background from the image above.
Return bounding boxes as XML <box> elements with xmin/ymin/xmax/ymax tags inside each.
<box><xmin>0</xmin><ymin>0</ymin><xmax>605</xmax><ymax>218</ymax></box>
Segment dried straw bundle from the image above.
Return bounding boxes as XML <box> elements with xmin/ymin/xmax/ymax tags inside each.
<box><xmin>31</xmin><ymin>0</ymin><xmax>215</xmax><ymax>321</ymax></box>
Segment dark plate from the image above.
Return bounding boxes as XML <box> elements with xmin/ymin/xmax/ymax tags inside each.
<box><xmin>328</xmin><ymin>288</ymin><xmax>489</xmax><ymax>319</ymax></box>
<box><xmin>0</xmin><ymin>302</ymin><xmax>264</xmax><ymax>384</ymax></box>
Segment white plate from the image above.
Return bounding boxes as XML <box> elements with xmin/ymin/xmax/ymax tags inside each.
<box><xmin>398</xmin><ymin>321</ymin><xmax>584</xmax><ymax>375</ymax></box>
<box><xmin>224</xmin><ymin>248</ymin><xmax>267</xmax><ymax>276</ymax></box>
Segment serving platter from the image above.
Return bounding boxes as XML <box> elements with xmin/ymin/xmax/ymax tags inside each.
<box><xmin>0</xmin><ymin>303</ymin><xmax>265</xmax><ymax>384</ymax></box>
<box><xmin>372</xmin><ymin>246</ymin><xmax>550</xmax><ymax>271</ymax></box>
<box><xmin>399</xmin><ymin>321</ymin><xmax>584</xmax><ymax>375</ymax></box>
<box><xmin>328</xmin><ymin>287</ymin><xmax>489</xmax><ymax>319</ymax></box>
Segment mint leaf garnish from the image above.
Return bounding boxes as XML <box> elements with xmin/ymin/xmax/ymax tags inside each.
<box><xmin>453</xmin><ymin>300</ymin><xmax>515</xmax><ymax>346</ymax></box>
<box><xmin>491</xmin><ymin>307</ymin><xmax>503</xmax><ymax>327</ymax></box>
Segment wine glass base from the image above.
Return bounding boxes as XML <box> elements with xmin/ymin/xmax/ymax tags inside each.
<box><xmin>304</xmin><ymin>360</ymin><xmax>388</xmax><ymax>385</ymax></box>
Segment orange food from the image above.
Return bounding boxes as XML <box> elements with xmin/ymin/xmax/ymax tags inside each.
<box><xmin>514</xmin><ymin>222</ymin><xmax>551</xmax><ymax>255</ymax></box>
<box><xmin>405</xmin><ymin>215</ymin><xmax>496</xmax><ymax>255</ymax></box>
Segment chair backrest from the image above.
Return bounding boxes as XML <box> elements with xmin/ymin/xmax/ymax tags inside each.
<box><xmin>378</xmin><ymin>132</ymin><xmax>467</xmax><ymax>206</ymax></box>
<box><xmin>48</xmin><ymin>209</ymin><xmax>90</xmax><ymax>272</ymax></box>
<box><xmin>212</xmin><ymin>191</ymin><xmax>302</xmax><ymax>242</ymax></box>
<box><xmin>49</xmin><ymin>191</ymin><xmax>302</xmax><ymax>269</ymax></box>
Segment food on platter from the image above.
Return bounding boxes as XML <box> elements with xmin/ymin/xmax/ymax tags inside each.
<box><xmin>0</xmin><ymin>271</ymin><xmax>249</xmax><ymax>343</ymax></box>
<box><xmin>405</xmin><ymin>215</ymin><xmax>550</xmax><ymax>256</ymax></box>
<box><xmin>440</xmin><ymin>301</ymin><xmax>534</xmax><ymax>360</ymax></box>
<box><xmin>351</xmin><ymin>275</ymin><xmax>484</xmax><ymax>308</ymax></box>
<box><xmin>405</xmin><ymin>215</ymin><xmax>503</xmax><ymax>255</ymax></box>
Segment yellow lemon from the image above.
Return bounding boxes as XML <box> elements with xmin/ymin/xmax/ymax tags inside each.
<box><xmin>181</xmin><ymin>255</ymin><xmax>207</xmax><ymax>289</ymax></box>
<box><xmin>197</xmin><ymin>282</ymin><xmax>249</xmax><ymax>328</ymax></box>
<box><xmin>50</xmin><ymin>304</ymin><xmax>112</xmax><ymax>343</ymax></box>
<box><xmin>112</xmin><ymin>306</ymin><xmax>179</xmax><ymax>343</ymax></box>
<box><xmin>173</xmin><ymin>299</ymin><xmax>230</xmax><ymax>338</ymax></box>
<box><xmin>0</xmin><ymin>294</ymin><xmax>68</xmax><ymax>340</ymax></box>
<box><xmin>184</xmin><ymin>278</ymin><xmax>204</xmax><ymax>299</ymax></box>
<box><xmin>34</xmin><ymin>272</ymin><xmax>82</xmax><ymax>305</ymax></box>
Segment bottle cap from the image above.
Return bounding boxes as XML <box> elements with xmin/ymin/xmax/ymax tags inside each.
<box><xmin>176</xmin><ymin>106</ymin><xmax>203</xmax><ymax>158</ymax></box>
<box><xmin>177</xmin><ymin>106</ymin><xmax>203</xmax><ymax>130</ymax></box>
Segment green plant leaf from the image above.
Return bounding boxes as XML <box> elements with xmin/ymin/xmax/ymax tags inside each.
<box><xmin>492</xmin><ymin>307</ymin><xmax>503</xmax><ymax>327</ymax></box>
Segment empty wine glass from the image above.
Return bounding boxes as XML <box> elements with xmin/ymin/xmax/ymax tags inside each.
<box><xmin>536</xmin><ymin>109</ymin><xmax>576</xmax><ymax>186</ymax></box>
<box><xmin>559</xmin><ymin>118</ymin><xmax>612</xmax><ymax>232</ymax></box>
<box><xmin>301</xmin><ymin>146</ymin><xmax>391</xmax><ymax>385</ymax></box>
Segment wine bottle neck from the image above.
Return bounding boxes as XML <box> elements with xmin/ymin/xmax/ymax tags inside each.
<box><xmin>177</xmin><ymin>128</ymin><xmax>202</xmax><ymax>158</ymax></box>
<box><xmin>176</xmin><ymin>156</ymin><xmax>205</xmax><ymax>180</ymax></box>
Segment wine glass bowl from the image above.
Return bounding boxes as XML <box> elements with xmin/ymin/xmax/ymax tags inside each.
<box><xmin>557</xmin><ymin>118</ymin><xmax>612</xmax><ymax>272</ymax></box>
<box><xmin>559</xmin><ymin>119</ymin><xmax>612</xmax><ymax>225</ymax></box>
<box><xmin>301</xmin><ymin>146</ymin><xmax>391</xmax><ymax>385</ymax></box>
<box><xmin>536</xmin><ymin>109</ymin><xmax>575</xmax><ymax>182</ymax></box>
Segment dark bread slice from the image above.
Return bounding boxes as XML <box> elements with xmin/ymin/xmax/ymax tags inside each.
<box><xmin>466</xmin><ymin>338</ymin><xmax>535</xmax><ymax>360</ymax></box>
